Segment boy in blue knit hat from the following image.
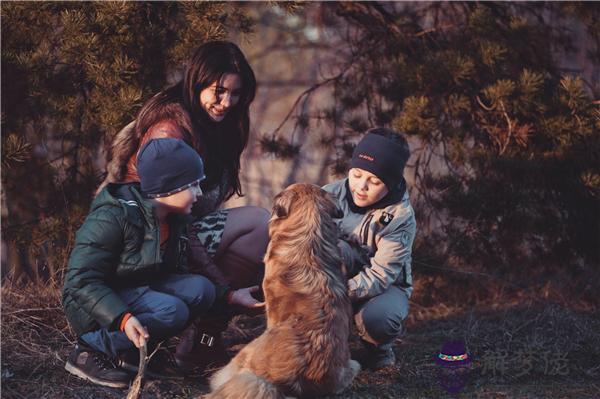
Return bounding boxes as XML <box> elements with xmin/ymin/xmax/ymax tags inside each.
<box><xmin>62</xmin><ymin>138</ymin><xmax>259</xmax><ymax>387</ymax></box>
<box><xmin>323</xmin><ymin>127</ymin><xmax>416</xmax><ymax>370</ymax></box>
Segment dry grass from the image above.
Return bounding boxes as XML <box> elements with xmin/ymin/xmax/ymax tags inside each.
<box><xmin>1</xmin><ymin>276</ymin><xmax>599</xmax><ymax>399</ymax></box>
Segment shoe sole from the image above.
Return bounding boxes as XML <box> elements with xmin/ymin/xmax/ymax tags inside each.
<box><xmin>65</xmin><ymin>361</ymin><xmax>130</xmax><ymax>389</ymax></box>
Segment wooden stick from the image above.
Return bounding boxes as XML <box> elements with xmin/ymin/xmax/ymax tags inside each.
<box><xmin>125</xmin><ymin>344</ymin><xmax>147</xmax><ymax>399</ymax></box>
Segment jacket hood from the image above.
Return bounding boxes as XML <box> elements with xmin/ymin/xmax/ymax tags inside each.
<box><xmin>92</xmin><ymin>183</ymin><xmax>154</xmax><ymax>228</ymax></box>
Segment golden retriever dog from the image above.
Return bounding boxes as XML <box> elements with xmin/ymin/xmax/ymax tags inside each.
<box><xmin>206</xmin><ymin>183</ymin><xmax>360</xmax><ymax>399</ymax></box>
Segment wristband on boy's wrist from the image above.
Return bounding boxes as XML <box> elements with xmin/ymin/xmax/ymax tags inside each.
<box><xmin>119</xmin><ymin>312</ymin><xmax>133</xmax><ymax>332</ymax></box>
<box><xmin>226</xmin><ymin>289</ymin><xmax>235</xmax><ymax>305</ymax></box>
<box><xmin>215</xmin><ymin>284</ymin><xmax>233</xmax><ymax>303</ymax></box>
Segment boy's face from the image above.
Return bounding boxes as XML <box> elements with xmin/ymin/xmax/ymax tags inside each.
<box><xmin>157</xmin><ymin>182</ymin><xmax>202</xmax><ymax>215</ymax></box>
<box><xmin>348</xmin><ymin>168</ymin><xmax>389</xmax><ymax>207</ymax></box>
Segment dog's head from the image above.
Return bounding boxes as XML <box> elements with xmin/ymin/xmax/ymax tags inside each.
<box><xmin>267</xmin><ymin>183</ymin><xmax>347</xmax><ymax>296</ymax></box>
<box><xmin>267</xmin><ymin>183</ymin><xmax>347</xmax><ymax>295</ymax></box>
<box><xmin>271</xmin><ymin>183</ymin><xmax>343</xmax><ymax>223</ymax></box>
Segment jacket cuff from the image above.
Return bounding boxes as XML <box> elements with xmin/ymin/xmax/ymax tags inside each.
<box><xmin>214</xmin><ymin>284</ymin><xmax>232</xmax><ymax>304</ymax></box>
<box><xmin>109</xmin><ymin>311</ymin><xmax>130</xmax><ymax>332</ymax></box>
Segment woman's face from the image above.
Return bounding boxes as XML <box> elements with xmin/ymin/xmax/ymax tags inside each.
<box><xmin>199</xmin><ymin>73</ymin><xmax>243</xmax><ymax>122</ymax></box>
<box><xmin>348</xmin><ymin>167</ymin><xmax>389</xmax><ymax>207</ymax></box>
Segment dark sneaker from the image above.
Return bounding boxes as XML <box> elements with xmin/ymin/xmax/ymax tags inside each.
<box><xmin>65</xmin><ymin>342</ymin><xmax>131</xmax><ymax>388</ymax></box>
<box><xmin>119</xmin><ymin>347</ymin><xmax>185</xmax><ymax>380</ymax></box>
<box><xmin>369</xmin><ymin>346</ymin><xmax>396</xmax><ymax>369</ymax></box>
<box><xmin>361</xmin><ymin>342</ymin><xmax>396</xmax><ymax>370</ymax></box>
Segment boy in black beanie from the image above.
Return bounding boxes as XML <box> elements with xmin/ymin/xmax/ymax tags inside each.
<box><xmin>323</xmin><ymin>127</ymin><xmax>416</xmax><ymax>370</ymax></box>
<box><xmin>62</xmin><ymin>138</ymin><xmax>260</xmax><ymax>387</ymax></box>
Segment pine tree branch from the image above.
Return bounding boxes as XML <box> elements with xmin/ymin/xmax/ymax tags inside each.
<box><xmin>270</xmin><ymin>64</ymin><xmax>352</xmax><ymax>137</ymax></box>
<box><xmin>414</xmin><ymin>23</ymin><xmax>457</xmax><ymax>37</ymax></box>
<box><xmin>125</xmin><ymin>344</ymin><xmax>147</xmax><ymax>399</ymax></box>
<box><xmin>476</xmin><ymin>95</ymin><xmax>495</xmax><ymax>111</ymax></box>
<box><xmin>498</xmin><ymin>100</ymin><xmax>513</xmax><ymax>155</ymax></box>
<box><xmin>334</xmin><ymin>2</ymin><xmax>404</xmax><ymax>38</ymax></box>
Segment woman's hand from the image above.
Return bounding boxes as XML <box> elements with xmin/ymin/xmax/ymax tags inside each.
<box><xmin>228</xmin><ymin>286</ymin><xmax>265</xmax><ymax>309</ymax></box>
<box><xmin>124</xmin><ymin>316</ymin><xmax>150</xmax><ymax>348</ymax></box>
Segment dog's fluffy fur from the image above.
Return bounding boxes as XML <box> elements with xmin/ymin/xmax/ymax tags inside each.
<box><xmin>206</xmin><ymin>183</ymin><xmax>360</xmax><ymax>398</ymax></box>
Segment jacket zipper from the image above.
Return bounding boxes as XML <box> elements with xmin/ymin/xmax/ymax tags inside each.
<box><xmin>360</xmin><ymin>211</ymin><xmax>375</xmax><ymax>245</ymax></box>
<box><xmin>155</xmin><ymin>224</ymin><xmax>162</xmax><ymax>267</ymax></box>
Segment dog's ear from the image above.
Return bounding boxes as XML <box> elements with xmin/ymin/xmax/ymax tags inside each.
<box><xmin>272</xmin><ymin>191</ymin><xmax>293</xmax><ymax>219</ymax></box>
<box><xmin>332</xmin><ymin>204</ymin><xmax>344</xmax><ymax>219</ymax></box>
<box><xmin>323</xmin><ymin>192</ymin><xmax>344</xmax><ymax>218</ymax></box>
<box><xmin>273</xmin><ymin>203</ymin><xmax>288</xmax><ymax>218</ymax></box>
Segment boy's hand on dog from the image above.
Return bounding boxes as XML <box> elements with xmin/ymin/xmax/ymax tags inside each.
<box><xmin>124</xmin><ymin>316</ymin><xmax>150</xmax><ymax>348</ymax></box>
<box><xmin>228</xmin><ymin>286</ymin><xmax>265</xmax><ymax>308</ymax></box>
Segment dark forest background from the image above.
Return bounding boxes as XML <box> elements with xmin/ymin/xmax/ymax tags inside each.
<box><xmin>2</xmin><ymin>2</ymin><xmax>598</xmax><ymax>298</ymax></box>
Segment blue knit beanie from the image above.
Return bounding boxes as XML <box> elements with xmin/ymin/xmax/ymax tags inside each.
<box><xmin>137</xmin><ymin>138</ymin><xmax>205</xmax><ymax>198</ymax></box>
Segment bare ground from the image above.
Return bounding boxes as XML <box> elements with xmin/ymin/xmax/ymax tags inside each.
<box><xmin>1</xmin><ymin>276</ymin><xmax>599</xmax><ymax>399</ymax></box>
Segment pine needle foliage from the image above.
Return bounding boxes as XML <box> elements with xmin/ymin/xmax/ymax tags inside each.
<box><xmin>275</xmin><ymin>2</ymin><xmax>600</xmax><ymax>276</ymax></box>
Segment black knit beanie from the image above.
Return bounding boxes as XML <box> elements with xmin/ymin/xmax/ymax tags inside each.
<box><xmin>349</xmin><ymin>132</ymin><xmax>410</xmax><ymax>189</ymax></box>
<box><xmin>137</xmin><ymin>138</ymin><xmax>205</xmax><ymax>198</ymax></box>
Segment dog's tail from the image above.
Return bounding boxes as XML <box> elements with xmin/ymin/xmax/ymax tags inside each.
<box><xmin>205</xmin><ymin>371</ymin><xmax>286</xmax><ymax>399</ymax></box>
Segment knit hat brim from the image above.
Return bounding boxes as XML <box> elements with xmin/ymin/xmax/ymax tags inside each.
<box><xmin>349</xmin><ymin>133</ymin><xmax>410</xmax><ymax>189</ymax></box>
<box><xmin>137</xmin><ymin>138</ymin><xmax>205</xmax><ymax>197</ymax></box>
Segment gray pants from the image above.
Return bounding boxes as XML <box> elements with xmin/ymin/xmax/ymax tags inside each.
<box><xmin>80</xmin><ymin>273</ymin><xmax>215</xmax><ymax>357</ymax></box>
<box><xmin>339</xmin><ymin>239</ymin><xmax>410</xmax><ymax>346</ymax></box>
<box><xmin>354</xmin><ymin>285</ymin><xmax>410</xmax><ymax>346</ymax></box>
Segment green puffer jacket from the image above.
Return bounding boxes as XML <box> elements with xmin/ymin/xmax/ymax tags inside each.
<box><xmin>62</xmin><ymin>183</ymin><xmax>188</xmax><ymax>336</ymax></box>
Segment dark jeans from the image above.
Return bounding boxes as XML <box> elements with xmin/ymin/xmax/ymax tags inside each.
<box><xmin>80</xmin><ymin>274</ymin><xmax>215</xmax><ymax>357</ymax></box>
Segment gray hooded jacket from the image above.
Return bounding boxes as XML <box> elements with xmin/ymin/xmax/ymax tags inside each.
<box><xmin>323</xmin><ymin>178</ymin><xmax>416</xmax><ymax>300</ymax></box>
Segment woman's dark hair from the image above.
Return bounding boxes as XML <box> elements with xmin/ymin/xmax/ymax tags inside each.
<box><xmin>134</xmin><ymin>41</ymin><xmax>256</xmax><ymax>199</ymax></box>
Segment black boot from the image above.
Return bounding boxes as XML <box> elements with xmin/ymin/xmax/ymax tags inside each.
<box><xmin>173</xmin><ymin>317</ymin><xmax>230</xmax><ymax>374</ymax></box>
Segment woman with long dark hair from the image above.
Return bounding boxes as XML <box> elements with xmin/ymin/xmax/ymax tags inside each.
<box><xmin>99</xmin><ymin>41</ymin><xmax>269</xmax><ymax>371</ymax></box>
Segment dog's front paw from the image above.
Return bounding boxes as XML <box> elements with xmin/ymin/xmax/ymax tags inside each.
<box><xmin>333</xmin><ymin>359</ymin><xmax>361</xmax><ymax>394</ymax></box>
<box><xmin>349</xmin><ymin>359</ymin><xmax>361</xmax><ymax>375</ymax></box>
